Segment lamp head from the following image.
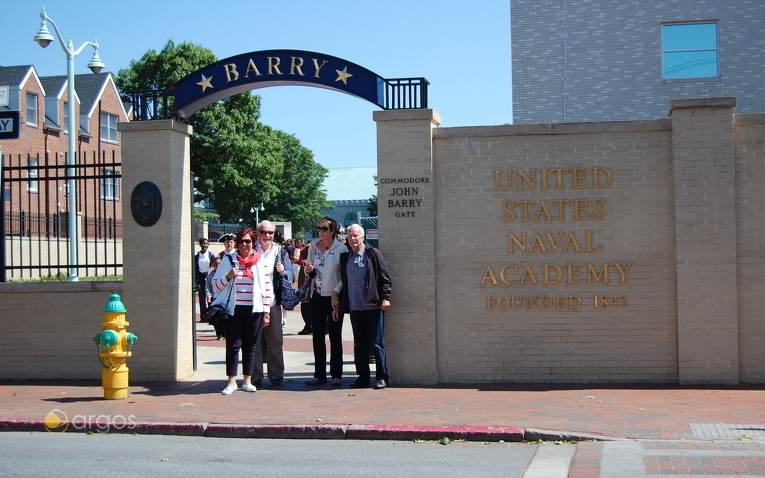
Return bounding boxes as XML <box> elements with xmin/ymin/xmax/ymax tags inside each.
<box><xmin>33</xmin><ymin>19</ymin><xmax>54</xmax><ymax>48</ymax></box>
<box><xmin>87</xmin><ymin>48</ymin><xmax>105</xmax><ymax>74</ymax></box>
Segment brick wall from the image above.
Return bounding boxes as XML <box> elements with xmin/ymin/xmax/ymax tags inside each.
<box><xmin>5</xmin><ymin>98</ymin><xmax>763</xmax><ymax>385</ymax></box>
<box><xmin>0</xmin><ymin>282</ymin><xmax>123</xmax><ymax>380</ymax></box>
<box><xmin>377</xmin><ymin>97</ymin><xmax>764</xmax><ymax>384</ymax></box>
<box><xmin>512</xmin><ymin>0</ymin><xmax>765</xmax><ymax>123</ymax></box>
<box><xmin>734</xmin><ymin>114</ymin><xmax>765</xmax><ymax>382</ymax></box>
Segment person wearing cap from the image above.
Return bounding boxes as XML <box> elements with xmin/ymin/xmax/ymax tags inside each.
<box><xmin>194</xmin><ymin>237</ymin><xmax>216</xmax><ymax>322</ymax></box>
<box><xmin>219</xmin><ymin>233</ymin><xmax>236</xmax><ymax>258</ymax></box>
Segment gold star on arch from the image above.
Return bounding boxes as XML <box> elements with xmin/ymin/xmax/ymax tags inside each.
<box><xmin>196</xmin><ymin>74</ymin><xmax>214</xmax><ymax>92</ymax></box>
<box><xmin>335</xmin><ymin>66</ymin><xmax>353</xmax><ymax>85</ymax></box>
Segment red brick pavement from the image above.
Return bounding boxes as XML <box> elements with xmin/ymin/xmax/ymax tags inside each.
<box><xmin>1</xmin><ymin>330</ymin><xmax>764</xmax><ymax>442</ymax></box>
<box><xmin>569</xmin><ymin>442</ymin><xmax>602</xmax><ymax>478</ymax></box>
<box><xmin>642</xmin><ymin>441</ymin><xmax>765</xmax><ymax>475</ymax></box>
<box><xmin>2</xmin><ymin>375</ymin><xmax>764</xmax><ymax>442</ymax></box>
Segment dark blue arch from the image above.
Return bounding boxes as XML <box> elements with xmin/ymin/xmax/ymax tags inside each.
<box><xmin>174</xmin><ymin>50</ymin><xmax>386</xmax><ymax>117</ymax></box>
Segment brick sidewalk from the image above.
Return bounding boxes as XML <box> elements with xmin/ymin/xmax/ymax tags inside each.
<box><xmin>2</xmin><ymin>373</ymin><xmax>764</xmax><ymax>441</ymax></box>
<box><xmin>1</xmin><ymin>320</ymin><xmax>764</xmax><ymax>442</ymax></box>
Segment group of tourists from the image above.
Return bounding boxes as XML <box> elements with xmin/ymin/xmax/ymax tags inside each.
<box><xmin>194</xmin><ymin>217</ymin><xmax>392</xmax><ymax>395</ymax></box>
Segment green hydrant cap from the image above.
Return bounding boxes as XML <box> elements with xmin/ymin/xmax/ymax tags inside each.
<box><xmin>100</xmin><ymin>330</ymin><xmax>120</xmax><ymax>348</ymax></box>
<box><xmin>104</xmin><ymin>293</ymin><xmax>127</xmax><ymax>313</ymax></box>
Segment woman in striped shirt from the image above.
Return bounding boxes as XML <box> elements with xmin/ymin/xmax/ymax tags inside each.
<box><xmin>212</xmin><ymin>228</ymin><xmax>271</xmax><ymax>395</ymax></box>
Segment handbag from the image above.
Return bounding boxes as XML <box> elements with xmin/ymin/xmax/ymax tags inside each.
<box><xmin>204</xmin><ymin>254</ymin><xmax>236</xmax><ymax>325</ymax></box>
<box><xmin>276</xmin><ymin>249</ymin><xmax>299</xmax><ymax>310</ymax></box>
<box><xmin>201</xmin><ymin>304</ymin><xmax>227</xmax><ymax>325</ymax></box>
<box><xmin>297</xmin><ymin>275</ymin><xmax>313</xmax><ymax>303</ymax></box>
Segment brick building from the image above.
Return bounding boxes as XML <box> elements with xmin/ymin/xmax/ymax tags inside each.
<box><xmin>0</xmin><ymin>65</ymin><xmax>129</xmax><ymax>242</ymax></box>
<box><xmin>511</xmin><ymin>0</ymin><xmax>765</xmax><ymax>123</ymax></box>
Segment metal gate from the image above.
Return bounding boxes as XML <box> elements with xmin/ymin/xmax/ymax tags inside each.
<box><xmin>360</xmin><ymin>215</ymin><xmax>378</xmax><ymax>248</ymax></box>
<box><xmin>0</xmin><ymin>150</ymin><xmax>123</xmax><ymax>281</ymax></box>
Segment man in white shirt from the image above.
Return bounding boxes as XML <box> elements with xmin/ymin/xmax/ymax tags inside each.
<box><xmin>252</xmin><ymin>221</ymin><xmax>293</xmax><ymax>388</ymax></box>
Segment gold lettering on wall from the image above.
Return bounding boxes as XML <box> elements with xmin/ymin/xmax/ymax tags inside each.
<box><xmin>494</xmin><ymin>167</ymin><xmax>613</xmax><ymax>191</ymax></box>
<box><xmin>486</xmin><ymin>165</ymin><xmax>632</xmax><ymax>310</ymax></box>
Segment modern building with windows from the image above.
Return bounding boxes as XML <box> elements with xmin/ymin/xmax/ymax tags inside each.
<box><xmin>511</xmin><ymin>0</ymin><xmax>765</xmax><ymax>123</ymax></box>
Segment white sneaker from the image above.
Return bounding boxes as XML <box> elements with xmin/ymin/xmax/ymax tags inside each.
<box><xmin>221</xmin><ymin>385</ymin><xmax>237</xmax><ymax>395</ymax></box>
<box><xmin>241</xmin><ymin>383</ymin><xmax>257</xmax><ymax>392</ymax></box>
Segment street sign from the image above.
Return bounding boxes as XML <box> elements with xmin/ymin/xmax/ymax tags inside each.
<box><xmin>0</xmin><ymin>86</ymin><xmax>8</xmax><ymax>107</ymax></box>
<box><xmin>367</xmin><ymin>228</ymin><xmax>379</xmax><ymax>239</ymax></box>
<box><xmin>0</xmin><ymin>110</ymin><xmax>20</xmax><ymax>140</ymax></box>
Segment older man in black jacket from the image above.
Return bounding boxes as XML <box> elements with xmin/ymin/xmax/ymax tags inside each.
<box><xmin>332</xmin><ymin>224</ymin><xmax>392</xmax><ymax>389</ymax></box>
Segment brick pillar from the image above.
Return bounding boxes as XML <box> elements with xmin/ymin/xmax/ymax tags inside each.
<box><xmin>118</xmin><ymin>120</ymin><xmax>194</xmax><ymax>381</ymax></box>
<box><xmin>670</xmin><ymin>97</ymin><xmax>739</xmax><ymax>384</ymax></box>
<box><xmin>374</xmin><ymin>109</ymin><xmax>441</xmax><ymax>384</ymax></box>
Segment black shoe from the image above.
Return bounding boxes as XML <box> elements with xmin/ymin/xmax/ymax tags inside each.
<box><xmin>253</xmin><ymin>380</ymin><xmax>262</xmax><ymax>389</ymax></box>
<box><xmin>270</xmin><ymin>378</ymin><xmax>284</xmax><ymax>388</ymax></box>
<box><xmin>350</xmin><ymin>380</ymin><xmax>370</xmax><ymax>389</ymax></box>
<box><xmin>373</xmin><ymin>379</ymin><xmax>387</xmax><ymax>390</ymax></box>
<box><xmin>305</xmin><ymin>378</ymin><xmax>326</xmax><ymax>385</ymax></box>
<box><xmin>297</xmin><ymin>327</ymin><xmax>312</xmax><ymax>335</ymax></box>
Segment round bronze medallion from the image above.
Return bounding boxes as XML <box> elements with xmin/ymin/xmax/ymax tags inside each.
<box><xmin>130</xmin><ymin>181</ymin><xmax>162</xmax><ymax>227</ymax></box>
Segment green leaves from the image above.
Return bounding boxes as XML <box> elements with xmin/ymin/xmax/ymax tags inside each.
<box><xmin>116</xmin><ymin>40</ymin><xmax>330</xmax><ymax>233</ymax></box>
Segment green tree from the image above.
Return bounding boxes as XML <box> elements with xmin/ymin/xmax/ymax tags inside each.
<box><xmin>266</xmin><ymin>131</ymin><xmax>331</xmax><ymax>233</ymax></box>
<box><xmin>115</xmin><ymin>40</ymin><xmax>329</xmax><ymax>226</ymax></box>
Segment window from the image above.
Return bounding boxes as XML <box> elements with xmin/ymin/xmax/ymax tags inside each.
<box><xmin>100</xmin><ymin>112</ymin><xmax>119</xmax><ymax>142</ymax></box>
<box><xmin>662</xmin><ymin>23</ymin><xmax>719</xmax><ymax>79</ymax></box>
<box><xmin>26</xmin><ymin>92</ymin><xmax>38</xmax><ymax>125</ymax></box>
<box><xmin>343</xmin><ymin>212</ymin><xmax>359</xmax><ymax>229</ymax></box>
<box><xmin>102</xmin><ymin>169</ymin><xmax>120</xmax><ymax>200</ymax></box>
<box><xmin>63</xmin><ymin>102</ymin><xmax>69</xmax><ymax>130</ymax></box>
<box><xmin>28</xmin><ymin>157</ymin><xmax>39</xmax><ymax>193</ymax></box>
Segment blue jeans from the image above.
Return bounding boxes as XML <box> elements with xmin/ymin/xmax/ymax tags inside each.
<box><xmin>349</xmin><ymin>308</ymin><xmax>388</xmax><ymax>383</ymax></box>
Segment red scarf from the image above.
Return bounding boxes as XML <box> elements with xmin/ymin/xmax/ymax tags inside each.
<box><xmin>236</xmin><ymin>252</ymin><xmax>260</xmax><ymax>280</ymax></box>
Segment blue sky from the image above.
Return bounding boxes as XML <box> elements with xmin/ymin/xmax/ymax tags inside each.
<box><xmin>2</xmin><ymin>1</ymin><xmax>511</xmax><ymax>169</ymax></box>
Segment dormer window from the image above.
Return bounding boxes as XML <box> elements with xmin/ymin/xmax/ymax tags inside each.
<box><xmin>26</xmin><ymin>92</ymin><xmax>38</xmax><ymax>126</ymax></box>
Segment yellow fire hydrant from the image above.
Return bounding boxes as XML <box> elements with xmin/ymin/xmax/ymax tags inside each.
<box><xmin>93</xmin><ymin>293</ymin><xmax>137</xmax><ymax>400</ymax></box>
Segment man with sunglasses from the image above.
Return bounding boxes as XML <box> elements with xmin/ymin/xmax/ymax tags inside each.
<box><xmin>252</xmin><ymin>220</ymin><xmax>293</xmax><ymax>389</ymax></box>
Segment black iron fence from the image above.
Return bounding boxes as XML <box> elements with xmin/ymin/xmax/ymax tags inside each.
<box><xmin>130</xmin><ymin>89</ymin><xmax>176</xmax><ymax>121</ymax></box>
<box><xmin>383</xmin><ymin>78</ymin><xmax>429</xmax><ymax>110</ymax></box>
<box><xmin>0</xmin><ymin>151</ymin><xmax>123</xmax><ymax>281</ymax></box>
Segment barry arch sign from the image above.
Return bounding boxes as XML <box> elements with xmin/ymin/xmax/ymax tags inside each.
<box><xmin>137</xmin><ymin>49</ymin><xmax>430</xmax><ymax>118</ymax></box>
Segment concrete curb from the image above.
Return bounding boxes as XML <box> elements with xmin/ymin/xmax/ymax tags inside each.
<box><xmin>206</xmin><ymin>424</ymin><xmax>348</xmax><ymax>439</ymax></box>
<box><xmin>524</xmin><ymin>428</ymin><xmax>624</xmax><ymax>443</ymax></box>
<box><xmin>0</xmin><ymin>418</ymin><xmax>613</xmax><ymax>442</ymax></box>
<box><xmin>347</xmin><ymin>425</ymin><xmax>525</xmax><ymax>442</ymax></box>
